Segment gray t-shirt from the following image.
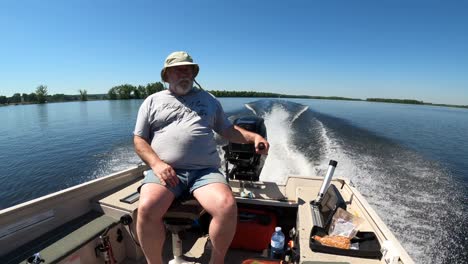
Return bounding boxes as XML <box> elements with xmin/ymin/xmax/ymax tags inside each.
<box><xmin>133</xmin><ymin>88</ymin><xmax>232</xmax><ymax>169</ymax></box>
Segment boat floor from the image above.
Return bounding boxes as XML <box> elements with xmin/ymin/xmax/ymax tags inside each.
<box><xmin>118</xmin><ymin>228</ymin><xmax>266</xmax><ymax>264</ymax></box>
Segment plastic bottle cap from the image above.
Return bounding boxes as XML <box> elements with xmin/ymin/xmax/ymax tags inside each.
<box><xmin>275</xmin><ymin>227</ymin><xmax>282</xmax><ymax>232</ymax></box>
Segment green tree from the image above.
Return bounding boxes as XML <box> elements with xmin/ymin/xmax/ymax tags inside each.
<box><xmin>108</xmin><ymin>84</ymin><xmax>136</xmax><ymax>99</ymax></box>
<box><xmin>118</xmin><ymin>84</ymin><xmax>134</xmax><ymax>99</ymax></box>
<box><xmin>133</xmin><ymin>87</ymin><xmax>142</xmax><ymax>99</ymax></box>
<box><xmin>22</xmin><ymin>93</ymin><xmax>29</xmax><ymax>102</ymax></box>
<box><xmin>106</xmin><ymin>82</ymin><xmax>164</xmax><ymax>100</ymax></box>
<box><xmin>79</xmin><ymin>89</ymin><xmax>88</xmax><ymax>101</ymax></box>
<box><xmin>108</xmin><ymin>87</ymin><xmax>118</xmax><ymax>100</ymax></box>
<box><xmin>137</xmin><ymin>85</ymin><xmax>146</xmax><ymax>99</ymax></box>
<box><xmin>0</xmin><ymin>96</ymin><xmax>7</xmax><ymax>104</ymax></box>
<box><xmin>28</xmin><ymin>92</ymin><xmax>38</xmax><ymax>102</ymax></box>
<box><xmin>11</xmin><ymin>93</ymin><xmax>22</xmax><ymax>103</ymax></box>
<box><xmin>50</xmin><ymin>94</ymin><xmax>65</xmax><ymax>102</ymax></box>
<box><xmin>146</xmin><ymin>82</ymin><xmax>164</xmax><ymax>96</ymax></box>
<box><xmin>36</xmin><ymin>85</ymin><xmax>48</xmax><ymax>104</ymax></box>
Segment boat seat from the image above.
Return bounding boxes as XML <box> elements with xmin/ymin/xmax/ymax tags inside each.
<box><xmin>164</xmin><ymin>197</ymin><xmax>205</xmax><ymax>223</ymax></box>
<box><xmin>163</xmin><ymin>197</ymin><xmax>206</xmax><ymax>263</ymax></box>
<box><xmin>0</xmin><ymin>211</ymin><xmax>118</xmax><ymax>264</ymax></box>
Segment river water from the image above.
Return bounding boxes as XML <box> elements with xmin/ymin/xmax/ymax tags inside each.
<box><xmin>0</xmin><ymin>98</ymin><xmax>466</xmax><ymax>263</ymax></box>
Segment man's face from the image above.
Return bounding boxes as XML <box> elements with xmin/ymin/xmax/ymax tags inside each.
<box><xmin>166</xmin><ymin>65</ymin><xmax>195</xmax><ymax>95</ymax></box>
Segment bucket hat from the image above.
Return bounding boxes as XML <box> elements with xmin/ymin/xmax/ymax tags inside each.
<box><xmin>161</xmin><ymin>51</ymin><xmax>199</xmax><ymax>82</ymax></box>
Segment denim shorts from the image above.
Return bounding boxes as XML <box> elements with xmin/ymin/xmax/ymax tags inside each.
<box><xmin>138</xmin><ymin>167</ymin><xmax>229</xmax><ymax>198</ymax></box>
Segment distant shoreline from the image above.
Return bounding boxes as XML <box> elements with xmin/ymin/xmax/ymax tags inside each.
<box><xmin>1</xmin><ymin>91</ymin><xmax>467</xmax><ymax>109</ymax></box>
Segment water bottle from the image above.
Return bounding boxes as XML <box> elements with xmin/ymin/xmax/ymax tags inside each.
<box><xmin>270</xmin><ymin>227</ymin><xmax>285</xmax><ymax>259</ymax></box>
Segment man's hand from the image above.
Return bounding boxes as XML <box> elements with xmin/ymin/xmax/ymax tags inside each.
<box><xmin>222</xmin><ymin>125</ymin><xmax>270</xmax><ymax>155</ymax></box>
<box><xmin>254</xmin><ymin>135</ymin><xmax>270</xmax><ymax>155</ymax></box>
<box><xmin>152</xmin><ymin>161</ymin><xmax>179</xmax><ymax>187</ymax></box>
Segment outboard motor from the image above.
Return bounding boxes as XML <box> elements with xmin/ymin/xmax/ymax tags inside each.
<box><xmin>223</xmin><ymin>116</ymin><xmax>267</xmax><ymax>181</ymax></box>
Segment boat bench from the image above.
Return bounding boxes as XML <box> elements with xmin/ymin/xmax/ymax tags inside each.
<box><xmin>1</xmin><ymin>211</ymin><xmax>118</xmax><ymax>264</ymax></box>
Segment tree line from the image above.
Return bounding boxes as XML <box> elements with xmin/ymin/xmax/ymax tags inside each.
<box><xmin>1</xmin><ymin>82</ymin><xmax>360</xmax><ymax>105</ymax></box>
<box><xmin>365</xmin><ymin>98</ymin><xmax>468</xmax><ymax>108</ymax></box>
<box><xmin>0</xmin><ymin>82</ymin><xmax>165</xmax><ymax>105</ymax></box>
<box><xmin>209</xmin><ymin>90</ymin><xmax>360</xmax><ymax>101</ymax></box>
<box><xmin>107</xmin><ymin>82</ymin><xmax>164</xmax><ymax>100</ymax></box>
<box><xmin>366</xmin><ymin>98</ymin><xmax>424</xmax><ymax>104</ymax></box>
<box><xmin>1</xmin><ymin>85</ymin><xmax>50</xmax><ymax>105</ymax></box>
<box><xmin>1</xmin><ymin>84</ymin><xmax>467</xmax><ymax>109</ymax></box>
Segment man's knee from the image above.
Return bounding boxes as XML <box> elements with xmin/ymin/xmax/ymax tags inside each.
<box><xmin>138</xmin><ymin>184</ymin><xmax>174</xmax><ymax>222</ymax></box>
<box><xmin>214</xmin><ymin>192</ymin><xmax>237</xmax><ymax>218</ymax></box>
<box><xmin>138</xmin><ymin>199</ymin><xmax>165</xmax><ymax>222</ymax></box>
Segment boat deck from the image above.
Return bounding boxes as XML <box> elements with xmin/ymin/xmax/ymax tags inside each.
<box><xmin>96</xmin><ymin>176</ymin><xmax>408</xmax><ymax>263</ymax></box>
<box><xmin>0</xmin><ymin>166</ymin><xmax>413</xmax><ymax>264</ymax></box>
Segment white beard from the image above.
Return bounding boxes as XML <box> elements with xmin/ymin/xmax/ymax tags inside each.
<box><xmin>170</xmin><ymin>78</ymin><xmax>193</xmax><ymax>95</ymax></box>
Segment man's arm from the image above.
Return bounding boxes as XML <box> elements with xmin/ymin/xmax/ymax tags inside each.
<box><xmin>221</xmin><ymin>125</ymin><xmax>270</xmax><ymax>155</ymax></box>
<box><xmin>133</xmin><ymin>135</ymin><xmax>179</xmax><ymax>187</ymax></box>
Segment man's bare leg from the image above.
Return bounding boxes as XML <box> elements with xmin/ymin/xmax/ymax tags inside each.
<box><xmin>193</xmin><ymin>183</ymin><xmax>237</xmax><ymax>264</ymax></box>
<box><xmin>137</xmin><ymin>183</ymin><xmax>175</xmax><ymax>264</ymax></box>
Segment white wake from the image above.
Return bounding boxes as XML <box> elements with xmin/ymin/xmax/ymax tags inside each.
<box><xmin>259</xmin><ymin>106</ymin><xmax>314</xmax><ymax>183</ymax></box>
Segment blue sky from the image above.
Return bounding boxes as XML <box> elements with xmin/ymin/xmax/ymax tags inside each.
<box><xmin>0</xmin><ymin>0</ymin><xmax>467</xmax><ymax>105</ymax></box>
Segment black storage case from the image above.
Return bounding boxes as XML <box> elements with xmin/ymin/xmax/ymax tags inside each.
<box><xmin>309</xmin><ymin>226</ymin><xmax>382</xmax><ymax>259</ymax></box>
<box><xmin>310</xmin><ymin>184</ymin><xmax>347</xmax><ymax>230</ymax></box>
<box><xmin>319</xmin><ymin>184</ymin><xmax>347</xmax><ymax>229</ymax></box>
